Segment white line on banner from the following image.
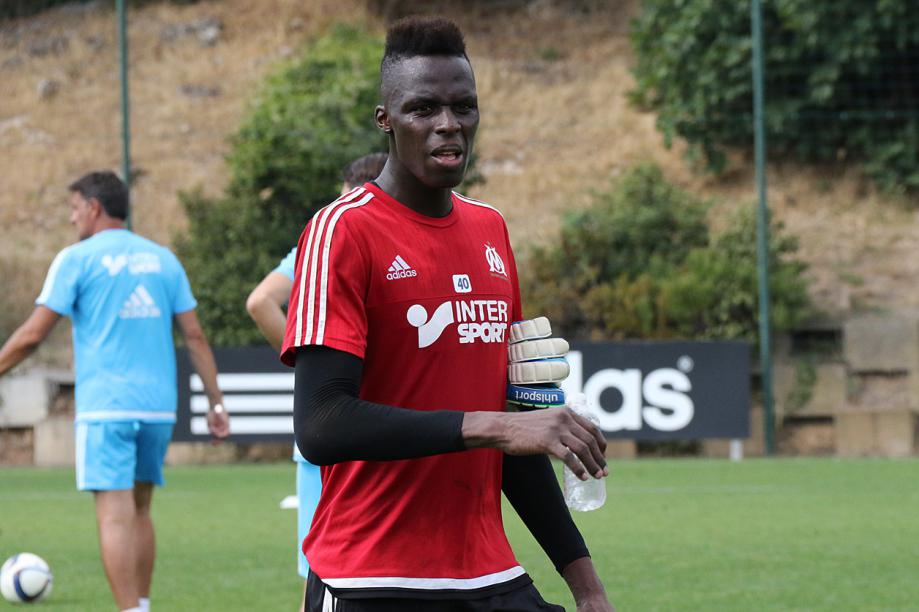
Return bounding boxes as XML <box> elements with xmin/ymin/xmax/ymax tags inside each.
<box><xmin>189</xmin><ymin>373</ymin><xmax>294</xmax><ymax>392</ymax></box>
<box><xmin>190</xmin><ymin>416</ymin><xmax>293</xmax><ymax>435</ymax></box>
<box><xmin>190</xmin><ymin>394</ymin><xmax>294</xmax><ymax>413</ymax></box>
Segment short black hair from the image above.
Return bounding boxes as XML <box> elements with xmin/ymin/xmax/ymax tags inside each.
<box><xmin>383</xmin><ymin>16</ymin><xmax>467</xmax><ymax>61</ymax></box>
<box><xmin>342</xmin><ymin>152</ymin><xmax>387</xmax><ymax>187</ymax></box>
<box><xmin>380</xmin><ymin>17</ymin><xmax>468</xmax><ymax>98</ymax></box>
<box><xmin>68</xmin><ymin>171</ymin><xmax>129</xmax><ymax>220</ymax></box>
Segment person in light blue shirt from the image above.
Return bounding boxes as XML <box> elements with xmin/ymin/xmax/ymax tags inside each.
<box><xmin>0</xmin><ymin>171</ymin><xmax>230</xmax><ymax>612</ymax></box>
<box><xmin>245</xmin><ymin>152</ymin><xmax>387</xmax><ymax>612</ymax></box>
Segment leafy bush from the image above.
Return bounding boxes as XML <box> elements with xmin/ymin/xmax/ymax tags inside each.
<box><xmin>630</xmin><ymin>0</ymin><xmax>919</xmax><ymax>193</ymax></box>
<box><xmin>175</xmin><ymin>26</ymin><xmax>386</xmax><ymax>346</ymax></box>
<box><xmin>663</xmin><ymin>207</ymin><xmax>810</xmax><ymax>340</ymax></box>
<box><xmin>521</xmin><ymin>165</ymin><xmax>709</xmax><ymax>339</ymax></box>
<box><xmin>520</xmin><ymin>164</ymin><xmax>811</xmax><ymax>342</ymax></box>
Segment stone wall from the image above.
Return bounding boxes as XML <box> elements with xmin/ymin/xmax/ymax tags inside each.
<box><xmin>770</xmin><ymin>312</ymin><xmax>919</xmax><ymax>457</ymax></box>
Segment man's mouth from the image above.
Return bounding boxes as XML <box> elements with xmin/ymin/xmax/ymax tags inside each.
<box><xmin>431</xmin><ymin>145</ymin><xmax>464</xmax><ymax>168</ymax></box>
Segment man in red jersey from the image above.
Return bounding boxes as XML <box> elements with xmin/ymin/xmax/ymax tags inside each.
<box><xmin>281</xmin><ymin>17</ymin><xmax>613</xmax><ymax>612</ymax></box>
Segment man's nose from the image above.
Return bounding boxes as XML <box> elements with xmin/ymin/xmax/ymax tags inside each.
<box><xmin>434</xmin><ymin>107</ymin><xmax>461</xmax><ymax>134</ymax></box>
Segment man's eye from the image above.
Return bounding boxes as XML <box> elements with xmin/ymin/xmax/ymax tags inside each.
<box><xmin>413</xmin><ymin>104</ymin><xmax>433</xmax><ymax>114</ymax></box>
<box><xmin>455</xmin><ymin>103</ymin><xmax>475</xmax><ymax>114</ymax></box>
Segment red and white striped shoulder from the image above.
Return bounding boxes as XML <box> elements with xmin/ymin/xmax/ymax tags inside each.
<box><xmin>294</xmin><ymin>187</ymin><xmax>375</xmax><ymax>347</ymax></box>
<box><xmin>452</xmin><ymin>191</ymin><xmax>505</xmax><ymax>219</ymax></box>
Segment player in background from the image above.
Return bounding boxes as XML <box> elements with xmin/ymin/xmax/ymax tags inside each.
<box><xmin>282</xmin><ymin>17</ymin><xmax>612</xmax><ymax>612</ymax></box>
<box><xmin>245</xmin><ymin>152</ymin><xmax>387</xmax><ymax>612</ymax></box>
<box><xmin>247</xmin><ymin>153</ymin><xmax>387</xmax><ymax>349</ymax></box>
<box><xmin>0</xmin><ymin>171</ymin><xmax>229</xmax><ymax>612</ymax></box>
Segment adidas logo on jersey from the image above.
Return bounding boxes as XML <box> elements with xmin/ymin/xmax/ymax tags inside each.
<box><xmin>386</xmin><ymin>255</ymin><xmax>418</xmax><ymax>280</ymax></box>
<box><xmin>119</xmin><ymin>284</ymin><xmax>162</xmax><ymax>319</ymax></box>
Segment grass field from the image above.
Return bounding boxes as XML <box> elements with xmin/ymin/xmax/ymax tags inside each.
<box><xmin>1</xmin><ymin>458</ymin><xmax>917</xmax><ymax>611</ymax></box>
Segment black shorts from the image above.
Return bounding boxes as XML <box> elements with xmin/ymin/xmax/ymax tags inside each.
<box><xmin>305</xmin><ymin>571</ymin><xmax>566</xmax><ymax>612</ymax></box>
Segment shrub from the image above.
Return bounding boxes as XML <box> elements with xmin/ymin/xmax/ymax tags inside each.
<box><xmin>520</xmin><ymin>164</ymin><xmax>811</xmax><ymax>342</ymax></box>
<box><xmin>630</xmin><ymin>0</ymin><xmax>919</xmax><ymax>193</ymax></box>
<box><xmin>175</xmin><ymin>26</ymin><xmax>386</xmax><ymax>346</ymax></box>
<box><xmin>521</xmin><ymin>164</ymin><xmax>710</xmax><ymax>339</ymax></box>
<box><xmin>663</xmin><ymin>207</ymin><xmax>811</xmax><ymax>341</ymax></box>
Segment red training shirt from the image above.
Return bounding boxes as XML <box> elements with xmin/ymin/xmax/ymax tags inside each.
<box><xmin>281</xmin><ymin>182</ymin><xmax>526</xmax><ymax>596</ymax></box>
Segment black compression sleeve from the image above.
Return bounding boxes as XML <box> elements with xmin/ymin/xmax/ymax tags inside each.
<box><xmin>293</xmin><ymin>345</ymin><xmax>466</xmax><ymax>465</ymax></box>
<box><xmin>502</xmin><ymin>453</ymin><xmax>590</xmax><ymax>573</ymax></box>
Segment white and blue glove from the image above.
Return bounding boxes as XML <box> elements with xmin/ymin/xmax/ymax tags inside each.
<box><xmin>506</xmin><ymin>317</ymin><xmax>570</xmax><ymax>409</ymax></box>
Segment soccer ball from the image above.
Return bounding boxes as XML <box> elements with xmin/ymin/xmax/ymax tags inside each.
<box><xmin>0</xmin><ymin>553</ymin><xmax>53</xmax><ymax>603</ymax></box>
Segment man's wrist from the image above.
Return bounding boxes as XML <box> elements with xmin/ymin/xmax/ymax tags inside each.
<box><xmin>210</xmin><ymin>402</ymin><xmax>226</xmax><ymax>414</ymax></box>
<box><xmin>562</xmin><ymin>556</ymin><xmax>607</xmax><ymax>602</ymax></box>
<box><xmin>461</xmin><ymin>412</ymin><xmax>506</xmax><ymax>449</ymax></box>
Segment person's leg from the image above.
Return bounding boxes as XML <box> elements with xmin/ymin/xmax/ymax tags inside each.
<box><xmin>133</xmin><ymin>422</ymin><xmax>173</xmax><ymax>611</ymax></box>
<box><xmin>133</xmin><ymin>482</ymin><xmax>155</xmax><ymax>602</ymax></box>
<box><xmin>78</xmin><ymin>421</ymin><xmax>140</xmax><ymax>611</ymax></box>
<box><xmin>94</xmin><ymin>488</ymin><xmax>141</xmax><ymax>610</ymax></box>
<box><xmin>297</xmin><ymin>460</ymin><xmax>322</xmax><ymax>612</ymax></box>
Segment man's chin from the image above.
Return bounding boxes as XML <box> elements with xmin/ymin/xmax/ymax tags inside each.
<box><xmin>420</xmin><ymin>167</ymin><xmax>466</xmax><ymax>190</ymax></box>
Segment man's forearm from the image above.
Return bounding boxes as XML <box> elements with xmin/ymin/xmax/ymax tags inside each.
<box><xmin>246</xmin><ymin>272</ymin><xmax>292</xmax><ymax>352</ymax></box>
<box><xmin>0</xmin><ymin>332</ymin><xmax>39</xmax><ymax>377</ymax></box>
<box><xmin>246</xmin><ymin>298</ymin><xmax>286</xmax><ymax>352</ymax></box>
<box><xmin>295</xmin><ymin>346</ymin><xmax>465</xmax><ymax>464</ymax></box>
<box><xmin>186</xmin><ymin>338</ymin><xmax>223</xmax><ymax>406</ymax></box>
<box><xmin>562</xmin><ymin>557</ymin><xmax>611</xmax><ymax>609</ymax></box>
<box><xmin>502</xmin><ymin>453</ymin><xmax>589</xmax><ymax>572</ymax></box>
<box><xmin>0</xmin><ymin>308</ymin><xmax>60</xmax><ymax>377</ymax></box>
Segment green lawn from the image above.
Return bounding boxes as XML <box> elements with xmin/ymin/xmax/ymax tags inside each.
<box><xmin>1</xmin><ymin>458</ymin><xmax>917</xmax><ymax>611</ymax></box>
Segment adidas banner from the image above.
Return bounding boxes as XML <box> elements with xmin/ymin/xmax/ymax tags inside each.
<box><xmin>175</xmin><ymin>347</ymin><xmax>295</xmax><ymax>442</ymax></box>
<box><xmin>561</xmin><ymin>341</ymin><xmax>750</xmax><ymax>440</ymax></box>
<box><xmin>174</xmin><ymin>341</ymin><xmax>749</xmax><ymax>442</ymax></box>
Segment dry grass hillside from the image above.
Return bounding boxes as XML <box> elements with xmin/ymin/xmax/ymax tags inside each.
<box><xmin>2</xmin><ymin>0</ymin><xmax>919</xmax><ymax>366</ymax></box>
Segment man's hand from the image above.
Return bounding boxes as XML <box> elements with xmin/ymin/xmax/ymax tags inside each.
<box><xmin>207</xmin><ymin>403</ymin><xmax>230</xmax><ymax>440</ymax></box>
<box><xmin>463</xmin><ymin>407</ymin><xmax>608</xmax><ymax>480</ymax></box>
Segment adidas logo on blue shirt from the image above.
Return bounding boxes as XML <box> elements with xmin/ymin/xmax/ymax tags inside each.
<box><xmin>119</xmin><ymin>284</ymin><xmax>162</xmax><ymax>319</ymax></box>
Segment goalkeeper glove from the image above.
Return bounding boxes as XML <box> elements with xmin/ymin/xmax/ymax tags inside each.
<box><xmin>506</xmin><ymin>316</ymin><xmax>570</xmax><ymax>409</ymax></box>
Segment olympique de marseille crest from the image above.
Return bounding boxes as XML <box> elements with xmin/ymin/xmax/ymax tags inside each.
<box><xmin>484</xmin><ymin>243</ymin><xmax>507</xmax><ymax>277</ymax></box>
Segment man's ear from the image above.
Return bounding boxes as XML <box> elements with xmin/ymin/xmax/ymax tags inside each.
<box><xmin>88</xmin><ymin>197</ymin><xmax>105</xmax><ymax>219</ymax></box>
<box><xmin>375</xmin><ymin>105</ymin><xmax>392</xmax><ymax>134</ymax></box>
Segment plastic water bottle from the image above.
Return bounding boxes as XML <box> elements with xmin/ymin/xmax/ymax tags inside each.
<box><xmin>563</xmin><ymin>393</ymin><xmax>607</xmax><ymax>512</ymax></box>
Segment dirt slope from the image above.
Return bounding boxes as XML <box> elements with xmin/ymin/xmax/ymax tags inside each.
<box><xmin>2</xmin><ymin>0</ymin><xmax>918</xmax><ymax>362</ymax></box>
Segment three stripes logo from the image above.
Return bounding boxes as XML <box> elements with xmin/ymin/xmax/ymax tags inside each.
<box><xmin>119</xmin><ymin>284</ymin><xmax>161</xmax><ymax>319</ymax></box>
<box><xmin>386</xmin><ymin>255</ymin><xmax>418</xmax><ymax>281</ymax></box>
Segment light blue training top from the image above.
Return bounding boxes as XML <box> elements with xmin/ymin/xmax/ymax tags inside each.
<box><xmin>272</xmin><ymin>246</ymin><xmax>308</xmax><ymax>463</ymax></box>
<box><xmin>36</xmin><ymin>229</ymin><xmax>197</xmax><ymax>423</ymax></box>
<box><xmin>274</xmin><ymin>246</ymin><xmax>297</xmax><ymax>281</ymax></box>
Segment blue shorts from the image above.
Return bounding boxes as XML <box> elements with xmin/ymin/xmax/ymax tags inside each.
<box><xmin>297</xmin><ymin>460</ymin><xmax>322</xmax><ymax>578</ymax></box>
<box><xmin>75</xmin><ymin>421</ymin><xmax>174</xmax><ymax>491</ymax></box>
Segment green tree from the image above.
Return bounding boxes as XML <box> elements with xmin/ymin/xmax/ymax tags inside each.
<box><xmin>175</xmin><ymin>26</ymin><xmax>386</xmax><ymax>346</ymax></box>
<box><xmin>630</xmin><ymin>0</ymin><xmax>919</xmax><ymax>194</ymax></box>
